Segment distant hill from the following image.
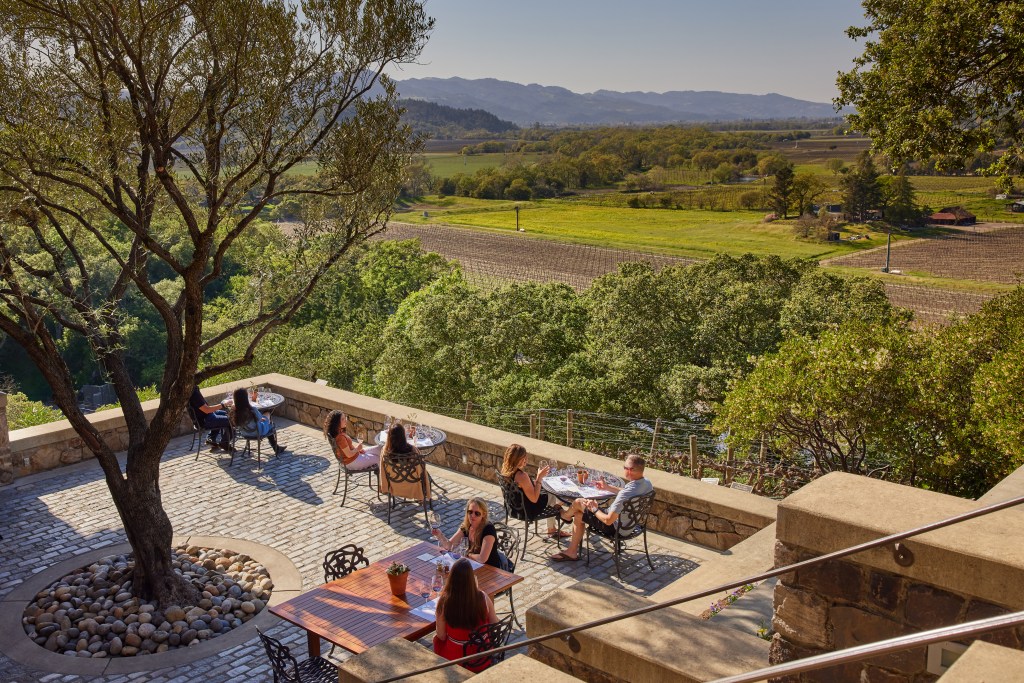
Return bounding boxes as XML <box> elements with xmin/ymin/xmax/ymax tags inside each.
<box><xmin>398</xmin><ymin>99</ymin><xmax>518</xmax><ymax>137</ymax></box>
<box><xmin>394</xmin><ymin>77</ymin><xmax>844</xmax><ymax>126</ymax></box>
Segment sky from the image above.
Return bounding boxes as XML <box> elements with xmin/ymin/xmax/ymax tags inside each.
<box><xmin>388</xmin><ymin>1</ymin><xmax>870</xmax><ymax>104</ymax></box>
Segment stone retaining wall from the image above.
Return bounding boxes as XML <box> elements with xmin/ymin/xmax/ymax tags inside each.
<box><xmin>771</xmin><ymin>471</ymin><xmax>1024</xmax><ymax>681</ymax></box>
<box><xmin>3</xmin><ymin>374</ymin><xmax>777</xmax><ymax>551</ymax></box>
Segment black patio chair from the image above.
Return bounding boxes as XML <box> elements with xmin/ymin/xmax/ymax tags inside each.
<box><xmin>380</xmin><ymin>452</ymin><xmax>431</xmax><ymax>526</ymax></box>
<box><xmin>321</xmin><ymin>544</ymin><xmax>369</xmax><ymax>655</ymax></box>
<box><xmin>326</xmin><ymin>434</ymin><xmax>381</xmax><ymax>507</ymax></box>
<box><xmin>491</xmin><ymin>522</ymin><xmax>523</xmax><ymax>627</ymax></box>
<box><xmin>187</xmin><ymin>404</ymin><xmax>235</xmax><ymax>465</ymax></box>
<box><xmin>322</xmin><ymin>544</ymin><xmax>370</xmax><ymax>582</ymax></box>
<box><xmin>232</xmin><ymin>414</ymin><xmax>278</xmax><ymax>471</ymax></box>
<box><xmin>585</xmin><ymin>489</ymin><xmax>656</xmax><ymax>579</ymax></box>
<box><xmin>496</xmin><ymin>471</ymin><xmax>565</xmax><ymax>561</ymax></box>
<box><xmin>257</xmin><ymin>628</ymin><xmax>337</xmax><ymax>683</ymax></box>
<box><xmin>462</xmin><ymin>614</ymin><xmax>516</xmax><ymax>671</ymax></box>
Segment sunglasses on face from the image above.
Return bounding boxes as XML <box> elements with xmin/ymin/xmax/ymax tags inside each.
<box><xmin>468</xmin><ymin>510</ymin><xmax>483</xmax><ymax>517</ymax></box>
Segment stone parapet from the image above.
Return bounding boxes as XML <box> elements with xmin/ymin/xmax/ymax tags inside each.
<box><xmin>7</xmin><ymin>374</ymin><xmax>776</xmax><ymax>550</ymax></box>
<box><xmin>258</xmin><ymin>373</ymin><xmax>777</xmax><ymax>550</ymax></box>
<box><xmin>338</xmin><ymin>637</ymin><xmax>472</xmax><ymax>683</ymax></box>
<box><xmin>939</xmin><ymin>641</ymin><xmax>1024</xmax><ymax>681</ymax></box>
<box><xmin>525</xmin><ymin>578</ymin><xmax>769</xmax><ymax>682</ymax></box>
<box><xmin>771</xmin><ymin>471</ymin><xmax>1024</xmax><ymax>681</ymax></box>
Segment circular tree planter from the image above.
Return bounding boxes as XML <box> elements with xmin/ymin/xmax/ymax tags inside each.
<box><xmin>0</xmin><ymin>536</ymin><xmax>301</xmax><ymax>677</ymax></box>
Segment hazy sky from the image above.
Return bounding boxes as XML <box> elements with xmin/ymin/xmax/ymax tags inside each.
<box><xmin>388</xmin><ymin>1</ymin><xmax>870</xmax><ymax>103</ymax></box>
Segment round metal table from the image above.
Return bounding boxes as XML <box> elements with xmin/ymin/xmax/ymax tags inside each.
<box><xmin>541</xmin><ymin>470</ymin><xmax>625</xmax><ymax>507</ymax></box>
<box><xmin>375</xmin><ymin>426</ymin><xmax>447</xmax><ymax>456</ymax></box>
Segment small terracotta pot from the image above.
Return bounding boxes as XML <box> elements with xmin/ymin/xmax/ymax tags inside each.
<box><xmin>388</xmin><ymin>571</ymin><xmax>409</xmax><ymax>596</ymax></box>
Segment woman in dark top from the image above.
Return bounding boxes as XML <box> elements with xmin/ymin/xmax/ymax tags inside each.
<box><xmin>500</xmin><ymin>443</ymin><xmax>569</xmax><ymax>538</ymax></box>
<box><xmin>432</xmin><ymin>497</ymin><xmax>501</xmax><ymax>568</ymax></box>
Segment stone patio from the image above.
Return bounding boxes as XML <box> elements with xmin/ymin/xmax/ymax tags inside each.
<box><xmin>0</xmin><ymin>419</ymin><xmax>723</xmax><ymax>682</ymax></box>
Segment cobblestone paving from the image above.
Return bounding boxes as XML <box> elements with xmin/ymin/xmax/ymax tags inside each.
<box><xmin>0</xmin><ymin>420</ymin><xmax>710</xmax><ymax>682</ymax></box>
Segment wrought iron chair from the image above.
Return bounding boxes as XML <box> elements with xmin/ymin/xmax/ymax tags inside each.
<box><xmin>256</xmin><ymin>627</ymin><xmax>337</xmax><ymax>683</ymax></box>
<box><xmin>496</xmin><ymin>472</ymin><xmax>564</xmax><ymax>560</ymax></box>
<box><xmin>380</xmin><ymin>451</ymin><xmax>431</xmax><ymax>526</ymax></box>
<box><xmin>491</xmin><ymin>522</ymin><xmax>523</xmax><ymax>627</ymax></box>
<box><xmin>585</xmin><ymin>490</ymin><xmax>656</xmax><ymax>579</ymax></box>
<box><xmin>321</xmin><ymin>544</ymin><xmax>369</xmax><ymax>655</ymax></box>
<box><xmin>326</xmin><ymin>434</ymin><xmax>381</xmax><ymax>506</ymax></box>
<box><xmin>187</xmin><ymin>404</ymin><xmax>235</xmax><ymax>465</ymax></box>
<box><xmin>322</xmin><ymin>544</ymin><xmax>370</xmax><ymax>582</ymax></box>
<box><xmin>232</xmin><ymin>413</ymin><xmax>277</xmax><ymax>471</ymax></box>
<box><xmin>462</xmin><ymin>614</ymin><xmax>516</xmax><ymax>671</ymax></box>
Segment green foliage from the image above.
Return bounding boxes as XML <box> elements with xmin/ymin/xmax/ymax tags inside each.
<box><xmin>837</xmin><ymin>0</ymin><xmax>1024</xmax><ymax>183</ymax></box>
<box><xmin>7</xmin><ymin>392</ymin><xmax>64</xmax><ymax>430</ymax></box>
<box><xmin>840</xmin><ymin>151</ymin><xmax>883</xmax><ymax>222</ymax></box>
<box><xmin>717</xmin><ymin>286</ymin><xmax>1024</xmax><ymax>496</ymax></box>
<box><xmin>94</xmin><ymin>386</ymin><xmax>161</xmax><ymax>413</ymax></box>
<box><xmin>768</xmin><ymin>164</ymin><xmax>796</xmax><ymax>218</ymax></box>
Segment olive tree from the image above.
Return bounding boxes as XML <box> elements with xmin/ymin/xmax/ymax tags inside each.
<box><xmin>0</xmin><ymin>0</ymin><xmax>431</xmax><ymax>605</ymax></box>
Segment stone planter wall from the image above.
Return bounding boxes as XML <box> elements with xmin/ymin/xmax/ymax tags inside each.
<box><xmin>3</xmin><ymin>374</ymin><xmax>777</xmax><ymax>552</ymax></box>
<box><xmin>771</xmin><ymin>471</ymin><xmax>1024</xmax><ymax>682</ymax></box>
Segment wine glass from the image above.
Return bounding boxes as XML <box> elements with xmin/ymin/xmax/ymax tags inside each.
<box><xmin>430</xmin><ymin>567</ymin><xmax>444</xmax><ymax>602</ymax></box>
<box><xmin>457</xmin><ymin>537</ymin><xmax>469</xmax><ymax>559</ymax></box>
<box><xmin>564</xmin><ymin>464</ymin><xmax>576</xmax><ymax>483</ymax></box>
<box><xmin>427</xmin><ymin>511</ymin><xmax>441</xmax><ymax>535</ymax></box>
<box><xmin>579</xmin><ymin>468</ymin><xmax>590</xmax><ymax>487</ymax></box>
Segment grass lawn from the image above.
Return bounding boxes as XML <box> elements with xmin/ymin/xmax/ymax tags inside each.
<box><xmin>402</xmin><ymin>198</ymin><xmax>902</xmax><ymax>260</ymax></box>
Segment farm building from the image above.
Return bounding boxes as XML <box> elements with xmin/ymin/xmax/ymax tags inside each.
<box><xmin>929</xmin><ymin>206</ymin><xmax>976</xmax><ymax>225</ymax></box>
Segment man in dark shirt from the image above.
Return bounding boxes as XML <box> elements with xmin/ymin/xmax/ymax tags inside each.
<box><xmin>188</xmin><ymin>386</ymin><xmax>233</xmax><ymax>452</ymax></box>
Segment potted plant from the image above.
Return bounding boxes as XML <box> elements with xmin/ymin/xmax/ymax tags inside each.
<box><xmin>386</xmin><ymin>561</ymin><xmax>410</xmax><ymax>596</ymax></box>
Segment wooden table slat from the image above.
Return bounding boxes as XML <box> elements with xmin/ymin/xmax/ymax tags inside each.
<box><xmin>269</xmin><ymin>541</ymin><xmax>523</xmax><ymax>657</ymax></box>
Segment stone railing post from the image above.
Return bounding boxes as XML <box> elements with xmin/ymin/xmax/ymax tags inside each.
<box><xmin>0</xmin><ymin>392</ymin><xmax>12</xmax><ymax>485</ymax></box>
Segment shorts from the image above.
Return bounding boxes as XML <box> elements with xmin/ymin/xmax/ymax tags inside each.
<box><xmin>583</xmin><ymin>508</ymin><xmax>617</xmax><ymax>537</ymax></box>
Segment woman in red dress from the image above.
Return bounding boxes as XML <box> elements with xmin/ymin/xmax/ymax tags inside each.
<box><xmin>433</xmin><ymin>558</ymin><xmax>498</xmax><ymax>671</ymax></box>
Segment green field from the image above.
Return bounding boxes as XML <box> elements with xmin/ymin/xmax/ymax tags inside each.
<box><xmin>402</xmin><ymin>198</ymin><xmax>900</xmax><ymax>260</ymax></box>
<box><xmin>424</xmin><ymin>151</ymin><xmax>545</xmax><ymax>177</ymax></box>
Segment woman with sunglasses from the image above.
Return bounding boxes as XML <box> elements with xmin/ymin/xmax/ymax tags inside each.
<box><xmin>432</xmin><ymin>497</ymin><xmax>502</xmax><ymax>568</ymax></box>
<box><xmin>433</xmin><ymin>557</ymin><xmax>498</xmax><ymax>671</ymax></box>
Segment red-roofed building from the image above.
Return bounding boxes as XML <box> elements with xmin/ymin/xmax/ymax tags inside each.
<box><xmin>929</xmin><ymin>206</ymin><xmax>976</xmax><ymax>225</ymax></box>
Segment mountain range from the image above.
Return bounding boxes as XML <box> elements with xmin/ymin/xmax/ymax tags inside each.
<box><xmin>394</xmin><ymin>76</ymin><xmax>844</xmax><ymax>126</ymax></box>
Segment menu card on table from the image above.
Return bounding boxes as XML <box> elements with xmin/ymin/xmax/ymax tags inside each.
<box><xmin>409</xmin><ymin>598</ymin><xmax>438</xmax><ymax>621</ymax></box>
<box><xmin>544</xmin><ymin>475</ymin><xmax>580</xmax><ymax>495</ymax></box>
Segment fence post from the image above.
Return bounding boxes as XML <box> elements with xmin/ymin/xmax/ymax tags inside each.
<box><xmin>538</xmin><ymin>412</ymin><xmax>546</xmax><ymax>441</ymax></box>
<box><xmin>689</xmin><ymin>434</ymin><xmax>697</xmax><ymax>476</ymax></box>
<box><xmin>759</xmin><ymin>438</ymin><xmax>766</xmax><ymax>463</ymax></box>
<box><xmin>566</xmin><ymin>409</ymin><xmax>573</xmax><ymax>448</ymax></box>
<box><xmin>725</xmin><ymin>445</ymin><xmax>734</xmax><ymax>484</ymax></box>
<box><xmin>529</xmin><ymin>414</ymin><xmax>537</xmax><ymax>440</ymax></box>
<box><xmin>649</xmin><ymin>418</ymin><xmax>661</xmax><ymax>457</ymax></box>
<box><xmin>464</xmin><ymin>401</ymin><xmax>472</xmax><ymax>422</ymax></box>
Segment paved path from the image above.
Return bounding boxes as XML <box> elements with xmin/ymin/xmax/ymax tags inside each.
<box><xmin>0</xmin><ymin>420</ymin><xmax>718</xmax><ymax>682</ymax></box>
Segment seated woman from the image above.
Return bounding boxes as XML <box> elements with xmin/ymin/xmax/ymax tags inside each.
<box><xmin>379</xmin><ymin>423</ymin><xmax>429</xmax><ymax>500</ymax></box>
<box><xmin>432</xmin><ymin>497</ymin><xmax>503</xmax><ymax>569</ymax></box>
<box><xmin>323</xmin><ymin>410</ymin><xmax>380</xmax><ymax>470</ymax></box>
<box><xmin>229</xmin><ymin>387</ymin><xmax>286</xmax><ymax>455</ymax></box>
<box><xmin>500</xmin><ymin>444</ymin><xmax>569</xmax><ymax>538</ymax></box>
<box><xmin>433</xmin><ymin>557</ymin><xmax>498</xmax><ymax>672</ymax></box>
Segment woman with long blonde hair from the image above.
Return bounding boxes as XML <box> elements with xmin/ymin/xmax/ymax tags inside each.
<box><xmin>500</xmin><ymin>443</ymin><xmax>568</xmax><ymax>538</ymax></box>
<box><xmin>433</xmin><ymin>558</ymin><xmax>497</xmax><ymax>671</ymax></box>
<box><xmin>431</xmin><ymin>497</ymin><xmax>501</xmax><ymax>568</ymax></box>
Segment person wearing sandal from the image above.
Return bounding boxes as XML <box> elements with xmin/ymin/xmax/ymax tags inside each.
<box><xmin>500</xmin><ymin>444</ymin><xmax>570</xmax><ymax>540</ymax></box>
<box><xmin>551</xmin><ymin>454</ymin><xmax>653</xmax><ymax>562</ymax></box>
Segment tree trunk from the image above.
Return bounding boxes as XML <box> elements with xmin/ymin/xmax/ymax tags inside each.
<box><xmin>110</xmin><ymin>470</ymin><xmax>200</xmax><ymax>608</ymax></box>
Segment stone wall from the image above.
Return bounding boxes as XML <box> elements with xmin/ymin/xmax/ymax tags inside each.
<box><xmin>264</xmin><ymin>373</ymin><xmax>777</xmax><ymax>550</ymax></box>
<box><xmin>526</xmin><ymin>578</ymin><xmax>769</xmax><ymax>683</ymax></box>
<box><xmin>771</xmin><ymin>472</ymin><xmax>1024</xmax><ymax>682</ymax></box>
<box><xmin>4</xmin><ymin>374</ymin><xmax>777</xmax><ymax>551</ymax></box>
<box><xmin>0</xmin><ymin>393</ymin><xmax>12</xmax><ymax>485</ymax></box>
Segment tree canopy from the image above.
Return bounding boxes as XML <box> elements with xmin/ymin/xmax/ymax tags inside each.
<box><xmin>0</xmin><ymin>0</ymin><xmax>432</xmax><ymax>605</ymax></box>
<box><xmin>836</xmin><ymin>0</ymin><xmax>1024</xmax><ymax>184</ymax></box>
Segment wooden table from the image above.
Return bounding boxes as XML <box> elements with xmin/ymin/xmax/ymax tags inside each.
<box><xmin>268</xmin><ymin>541</ymin><xmax>523</xmax><ymax>658</ymax></box>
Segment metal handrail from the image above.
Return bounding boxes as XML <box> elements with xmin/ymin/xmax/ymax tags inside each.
<box><xmin>710</xmin><ymin>610</ymin><xmax>1024</xmax><ymax>683</ymax></box>
<box><xmin>371</xmin><ymin>492</ymin><xmax>1024</xmax><ymax>682</ymax></box>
